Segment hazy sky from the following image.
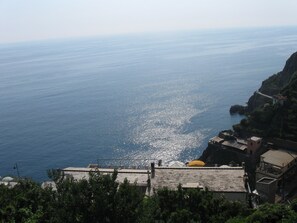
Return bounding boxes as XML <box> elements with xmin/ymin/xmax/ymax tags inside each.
<box><xmin>1</xmin><ymin>0</ymin><xmax>297</xmax><ymax>43</ymax></box>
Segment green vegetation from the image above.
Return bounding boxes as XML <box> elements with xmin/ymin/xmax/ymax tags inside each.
<box><xmin>227</xmin><ymin>203</ymin><xmax>297</xmax><ymax>223</ymax></box>
<box><xmin>1</xmin><ymin>171</ymin><xmax>297</xmax><ymax>222</ymax></box>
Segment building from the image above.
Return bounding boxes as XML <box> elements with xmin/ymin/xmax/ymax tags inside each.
<box><xmin>62</xmin><ymin>167</ymin><xmax>150</xmax><ymax>193</ymax></box>
<box><xmin>255</xmin><ymin>149</ymin><xmax>297</xmax><ymax>202</ymax></box>
<box><xmin>209</xmin><ymin>132</ymin><xmax>263</xmax><ymax>157</ymax></box>
<box><xmin>255</xmin><ymin>177</ymin><xmax>278</xmax><ymax>203</ymax></box>
<box><xmin>150</xmin><ymin>166</ymin><xmax>248</xmax><ymax>202</ymax></box>
<box><xmin>272</xmin><ymin>94</ymin><xmax>287</xmax><ymax>106</ymax></box>
<box><xmin>209</xmin><ymin>136</ymin><xmax>224</xmax><ymax>145</ymax></box>
<box><xmin>207</xmin><ymin>132</ymin><xmax>266</xmax><ymax>174</ymax></box>
<box><xmin>256</xmin><ymin>149</ymin><xmax>297</xmax><ymax>181</ymax></box>
<box><xmin>247</xmin><ymin>137</ymin><xmax>262</xmax><ymax>155</ymax></box>
<box><xmin>55</xmin><ymin>165</ymin><xmax>248</xmax><ymax>202</ymax></box>
<box><xmin>222</xmin><ymin>139</ymin><xmax>247</xmax><ymax>154</ymax></box>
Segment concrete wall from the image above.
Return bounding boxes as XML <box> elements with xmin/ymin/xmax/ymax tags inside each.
<box><xmin>256</xmin><ymin>177</ymin><xmax>277</xmax><ymax>203</ymax></box>
<box><xmin>247</xmin><ymin>138</ymin><xmax>262</xmax><ymax>154</ymax></box>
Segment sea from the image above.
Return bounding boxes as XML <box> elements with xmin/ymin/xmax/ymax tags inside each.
<box><xmin>0</xmin><ymin>27</ymin><xmax>297</xmax><ymax>181</ymax></box>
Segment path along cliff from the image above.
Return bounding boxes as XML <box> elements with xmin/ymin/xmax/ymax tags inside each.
<box><xmin>200</xmin><ymin>51</ymin><xmax>297</xmax><ymax>166</ymax></box>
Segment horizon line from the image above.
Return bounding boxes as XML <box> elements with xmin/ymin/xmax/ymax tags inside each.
<box><xmin>1</xmin><ymin>24</ymin><xmax>297</xmax><ymax>46</ymax></box>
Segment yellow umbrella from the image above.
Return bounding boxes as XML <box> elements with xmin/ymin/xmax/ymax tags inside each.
<box><xmin>188</xmin><ymin>160</ymin><xmax>205</xmax><ymax>167</ymax></box>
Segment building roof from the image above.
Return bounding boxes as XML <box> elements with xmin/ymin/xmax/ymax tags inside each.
<box><xmin>261</xmin><ymin>149</ymin><xmax>297</xmax><ymax>167</ymax></box>
<box><xmin>237</xmin><ymin>138</ymin><xmax>248</xmax><ymax>145</ymax></box>
<box><xmin>209</xmin><ymin>136</ymin><xmax>224</xmax><ymax>144</ymax></box>
<box><xmin>63</xmin><ymin>167</ymin><xmax>149</xmax><ymax>186</ymax></box>
<box><xmin>222</xmin><ymin>140</ymin><xmax>247</xmax><ymax>152</ymax></box>
<box><xmin>151</xmin><ymin>167</ymin><xmax>246</xmax><ymax>193</ymax></box>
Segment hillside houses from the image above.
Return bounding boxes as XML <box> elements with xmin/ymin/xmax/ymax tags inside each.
<box><xmin>207</xmin><ymin>130</ymin><xmax>297</xmax><ymax>203</ymax></box>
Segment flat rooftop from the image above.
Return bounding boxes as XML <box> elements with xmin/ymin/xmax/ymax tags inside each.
<box><xmin>261</xmin><ymin>149</ymin><xmax>297</xmax><ymax>167</ymax></box>
<box><xmin>222</xmin><ymin>140</ymin><xmax>247</xmax><ymax>151</ymax></box>
<box><xmin>151</xmin><ymin>167</ymin><xmax>246</xmax><ymax>192</ymax></box>
<box><xmin>63</xmin><ymin>167</ymin><xmax>149</xmax><ymax>186</ymax></box>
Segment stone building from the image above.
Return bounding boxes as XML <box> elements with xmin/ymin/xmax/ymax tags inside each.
<box><xmin>55</xmin><ymin>165</ymin><xmax>249</xmax><ymax>202</ymax></box>
<box><xmin>150</xmin><ymin>166</ymin><xmax>248</xmax><ymax>202</ymax></box>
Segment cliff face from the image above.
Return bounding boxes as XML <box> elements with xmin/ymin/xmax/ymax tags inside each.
<box><xmin>200</xmin><ymin>51</ymin><xmax>297</xmax><ymax>172</ymax></box>
<box><xmin>234</xmin><ymin>51</ymin><xmax>297</xmax><ymax>141</ymax></box>
<box><xmin>246</xmin><ymin>51</ymin><xmax>297</xmax><ymax>112</ymax></box>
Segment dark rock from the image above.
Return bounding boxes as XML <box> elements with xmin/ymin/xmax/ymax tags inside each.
<box><xmin>229</xmin><ymin>104</ymin><xmax>246</xmax><ymax>115</ymax></box>
<box><xmin>282</xmin><ymin>51</ymin><xmax>297</xmax><ymax>82</ymax></box>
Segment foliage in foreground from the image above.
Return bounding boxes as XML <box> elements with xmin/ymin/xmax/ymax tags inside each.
<box><xmin>0</xmin><ymin>171</ymin><xmax>297</xmax><ymax>223</ymax></box>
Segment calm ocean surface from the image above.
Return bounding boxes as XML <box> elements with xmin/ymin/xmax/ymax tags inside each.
<box><xmin>0</xmin><ymin>27</ymin><xmax>297</xmax><ymax>181</ymax></box>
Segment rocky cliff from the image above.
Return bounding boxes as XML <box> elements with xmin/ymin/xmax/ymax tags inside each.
<box><xmin>200</xmin><ymin>51</ymin><xmax>297</xmax><ymax>176</ymax></box>
<box><xmin>233</xmin><ymin>51</ymin><xmax>297</xmax><ymax>141</ymax></box>
<box><xmin>246</xmin><ymin>51</ymin><xmax>297</xmax><ymax>112</ymax></box>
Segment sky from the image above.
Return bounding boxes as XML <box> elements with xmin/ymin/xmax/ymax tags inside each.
<box><xmin>1</xmin><ymin>0</ymin><xmax>297</xmax><ymax>43</ymax></box>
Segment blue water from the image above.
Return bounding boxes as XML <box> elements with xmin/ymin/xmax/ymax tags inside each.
<box><xmin>1</xmin><ymin>27</ymin><xmax>297</xmax><ymax>181</ymax></box>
